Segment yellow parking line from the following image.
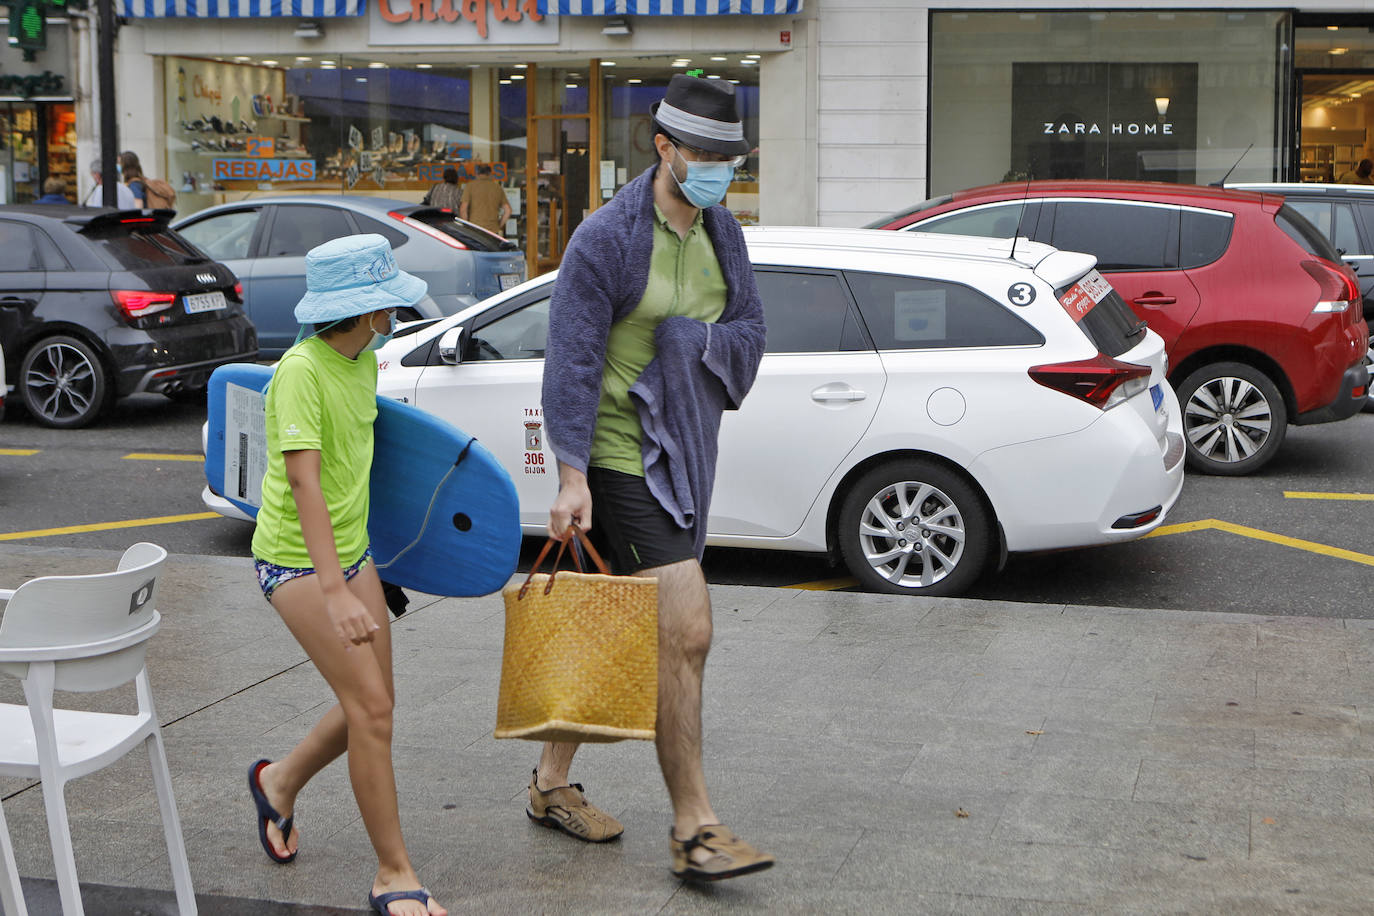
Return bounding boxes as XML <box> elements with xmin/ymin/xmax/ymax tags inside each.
<box><xmin>1145</xmin><ymin>517</ymin><xmax>1374</xmax><ymax>567</ymax></box>
<box><xmin>0</xmin><ymin>448</ymin><xmax>38</xmax><ymax>456</ymax></box>
<box><xmin>122</xmin><ymin>453</ymin><xmax>202</xmax><ymax>462</ymax></box>
<box><xmin>0</xmin><ymin>512</ymin><xmax>221</xmax><ymax>541</ymax></box>
<box><xmin>784</xmin><ymin>577</ymin><xmax>858</xmax><ymax>591</ymax></box>
<box><xmin>1284</xmin><ymin>490</ymin><xmax>1374</xmax><ymax>502</ymax></box>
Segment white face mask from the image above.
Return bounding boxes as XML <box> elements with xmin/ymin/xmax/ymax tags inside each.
<box><xmin>364</xmin><ymin>310</ymin><xmax>395</xmax><ymax>352</ymax></box>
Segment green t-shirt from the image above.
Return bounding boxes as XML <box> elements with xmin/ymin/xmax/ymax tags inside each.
<box><xmin>250</xmin><ymin>335</ymin><xmax>378</xmax><ymax>569</ymax></box>
<box><xmin>589</xmin><ymin>206</ymin><xmax>727</xmax><ymax>476</ymax></box>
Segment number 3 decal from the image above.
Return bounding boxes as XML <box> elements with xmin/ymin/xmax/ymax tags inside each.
<box><xmin>1007</xmin><ymin>282</ymin><xmax>1037</xmax><ymax>306</ymax></box>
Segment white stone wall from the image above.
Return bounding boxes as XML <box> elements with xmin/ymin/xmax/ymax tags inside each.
<box><xmin>812</xmin><ymin>0</ymin><xmax>927</xmax><ymax>227</ymax></box>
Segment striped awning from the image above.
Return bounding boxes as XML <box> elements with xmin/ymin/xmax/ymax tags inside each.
<box><xmin>120</xmin><ymin>0</ymin><xmax>362</xmax><ymax>17</ymax></box>
<box><xmin>537</xmin><ymin>0</ymin><xmax>800</xmax><ymax>13</ymax></box>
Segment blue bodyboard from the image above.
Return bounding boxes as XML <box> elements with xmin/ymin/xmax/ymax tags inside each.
<box><xmin>205</xmin><ymin>362</ymin><xmax>521</xmax><ymax>598</ymax></box>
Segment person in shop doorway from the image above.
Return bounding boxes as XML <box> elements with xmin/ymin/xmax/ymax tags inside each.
<box><xmin>459</xmin><ymin>163</ymin><xmax>512</xmax><ymax>236</ymax></box>
<box><xmin>35</xmin><ymin>177</ymin><xmax>70</xmax><ymax>204</ymax></box>
<box><xmin>83</xmin><ymin>159</ymin><xmax>138</xmax><ymax>208</ymax></box>
<box><xmin>422</xmin><ymin>167</ymin><xmax>463</xmax><ymax>210</ymax></box>
<box><xmin>530</xmin><ymin>73</ymin><xmax>773</xmax><ymax>883</ymax></box>
<box><xmin>1338</xmin><ymin>158</ymin><xmax>1374</xmax><ymax>185</ymax></box>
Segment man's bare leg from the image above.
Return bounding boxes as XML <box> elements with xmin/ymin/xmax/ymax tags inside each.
<box><xmin>645</xmin><ymin>559</ymin><xmax>719</xmax><ymax>838</ymax></box>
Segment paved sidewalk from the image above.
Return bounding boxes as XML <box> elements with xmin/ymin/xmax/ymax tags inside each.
<box><xmin>3</xmin><ymin>544</ymin><xmax>1374</xmax><ymax>914</ymax></box>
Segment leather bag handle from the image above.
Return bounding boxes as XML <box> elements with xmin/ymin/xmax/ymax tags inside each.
<box><xmin>517</xmin><ymin>524</ymin><xmax>611</xmax><ymax>599</ymax></box>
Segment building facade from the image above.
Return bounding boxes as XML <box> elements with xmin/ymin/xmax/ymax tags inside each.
<box><xmin>38</xmin><ymin>1</ymin><xmax>1374</xmax><ymax>267</ymax></box>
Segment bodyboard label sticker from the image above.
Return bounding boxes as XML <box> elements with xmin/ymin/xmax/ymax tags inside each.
<box><xmin>225</xmin><ymin>381</ymin><xmax>267</xmax><ymax>507</ymax></box>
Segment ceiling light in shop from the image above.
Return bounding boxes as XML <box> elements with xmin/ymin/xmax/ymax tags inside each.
<box><xmin>417</xmin><ymin>63</ymin><xmax>433</xmax><ymax>69</ymax></box>
<box><xmin>746</xmin><ymin>53</ymin><xmax>761</xmax><ymax>58</ymax></box>
<box><xmin>369</xmin><ymin>62</ymin><xmax>387</xmax><ymax>68</ymax></box>
<box><xmin>710</xmin><ymin>56</ymin><xmax>726</xmax><ymax>61</ymax></box>
<box><xmin>602</xmin><ymin>61</ymin><xmax>616</xmax><ymax>67</ymax></box>
<box><xmin>1328</xmin><ymin>25</ymin><xmax>1340</xmax><ymax>31</ymax></box>
<box><xmin>514</xmin><ymin>63</ymin><xmax>528</xmax><ymax>69</ymax></box>
<box><xmin>234</xmin><ymin>56</ymin><xmax>251</xmax><ymax>61</ymax></box>
<box><xmin>627</xmin><ymin>78</ymin><xmax>642</xmax><ymax>84</ymax></box>
<box><xmin>707</xmin><ymin>74</ymin><xmax>721</xmax><ymax>79</ymax></box>
<box><xmin>295</xmin><ymin>56</ymin><xmax>312</xmax><ymax>62</ymax></box>
<box><xmin>500</xmin><ymin>79</ymin><xmax>512</xmax><ymax>84</ymax></box>
<box><xmin>672</xmin><ymin>61</ymin><xmax>690</xmax><ymax>67</ymax></box>
<box><xmin>729</xmin><ymin>79</ymin><xmax>739</xmax><ymax>84</ymax></box>
<box><xmin>741</xmin><ymin>60</ymin><xmax>756</xmax><ymax>65</ymax></box>
<box><xmin>566</xmin><ymin>83</ymin><xmax>577</xmax><ymax>88</ymax></box>
<box><xmin>261</xmin><ymin>60</ymin><xmax>279</xmax><ymax>66</ymax></box>
<box><xmin>511</xmin><ymin>74</ymin><xmax>525</xmax><ymax>80</ymax></box>
<box><xmin>1330</xmin><ymin>48</ymin><xmax>1349</xmax><ymax>55</ymax></box>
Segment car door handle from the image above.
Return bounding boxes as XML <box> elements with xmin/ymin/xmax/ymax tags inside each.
<box><xmin>1132</xmin><ymin>295</ymin><xmax>1177</xmax><ymax>307</ymax></box>
<box><xmin>0</xmin><ymin>296</ymin><xmax>31</xmax><ymax>306</ymax></box>
<box><xmin>811</xmin><ymin>384</ymin><xmax>866</xmax><ymax>403</ymax></box>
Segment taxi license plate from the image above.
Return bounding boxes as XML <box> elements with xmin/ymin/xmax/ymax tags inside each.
<box><xmin>498</xmin><ymin>273</ymin><xmax>522</xmax><ymax>291</ymax></box>
<box><xmin>184</xmin><ymin>291</ymin><xmax>226</xmax><ymax>314</ymax></box>
<box><xmin>1150</xmin><ymin>383</ymin><xmax>1164</xmax><ymax>411</ymax></box>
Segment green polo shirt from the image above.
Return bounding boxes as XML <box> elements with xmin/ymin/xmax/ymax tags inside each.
<box><xmin>589</xmin><ymin>205</ymin><xmax>727</xmax><ymax>476</ymax></box>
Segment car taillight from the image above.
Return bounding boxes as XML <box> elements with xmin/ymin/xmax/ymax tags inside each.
<box><xmin>1028</xmin><ymin>354</ymin><xmax>1151</xmax><ymax>410</ymax></box>
<box><xmin>387</xmin><ymin>210</ymin><xmax>468</xmax><ymax>250</ymax></box>
<box><xmin>1301</xmin><ymin>259</ymin><xmax>1358</xmax><ymax>314</ymax></box>
<box><xmin>234</xmin><ymin>282</ymin><xmax>244</xmax><ymax>301</ymax></box>
<box><xmin>112</xmin><ymin>289</ymin><xmax>177</xmax><ymax>318</ymax></box>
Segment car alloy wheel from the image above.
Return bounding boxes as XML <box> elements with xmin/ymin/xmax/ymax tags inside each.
<box><xmin>837</xmin><ymin>458</ymin><xmax>992</xmax><ymax>597</ymax></box>
<box><xmin>1176</xmin><ymin>360</ymin><xmax>1287</xmax><ymax>476</ymax></box>
<box><xmin>19</xmin><ymin>335</ymin><xmax>110</xmax><ymax>429</ymax></box>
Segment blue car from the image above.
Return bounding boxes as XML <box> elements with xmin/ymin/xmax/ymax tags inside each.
<box><xmin>173</xmin><ymin>195</ymin><xmax>526</xmax><ymax>357</ymax></box>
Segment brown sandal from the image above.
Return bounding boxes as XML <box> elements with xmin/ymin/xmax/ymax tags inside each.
<box><xmin>526</xmin><ymin>769</ymin><xmax>624</xmax><ymax>843</ymax></box>
<box><xmin>670</xmin><ymin>824</ymin><xmax>775</xmax><ymax>882</ymax></box>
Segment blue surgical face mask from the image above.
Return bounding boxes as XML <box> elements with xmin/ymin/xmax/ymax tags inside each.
<box><xmin>669</xmin><ymin>144</ymin><xmax>736</xmax><ymax>209</ymax></box>
<box><xmin>364</xmin><ymin>311</ymin><xmax>395</xmax><ymax>352</ymax></box>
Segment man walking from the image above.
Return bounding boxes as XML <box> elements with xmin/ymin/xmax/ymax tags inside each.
<box><xmin>459</xmin><ymin>163</ymin><xmax>511</xmax><ymax>236</ymax></box>
<box><xmin>82</xmin><ymin>159</ymin><xmax>137</xmax><ymax>208</ymax></box>
<box><xmin>531</xmin><ymin>74</ymin><xmax>772</xmax><ymax>882</ymax></box>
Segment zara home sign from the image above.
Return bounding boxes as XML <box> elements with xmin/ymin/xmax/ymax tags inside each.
<box><xmin>1043</xmin><ymin>121</ymin><xmax>1174</xmax><ymax>137</ymax></box>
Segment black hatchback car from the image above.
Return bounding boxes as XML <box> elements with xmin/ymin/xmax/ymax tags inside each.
<box><xmin>0</xmin><ymin>206</ymin><xmax>257</xmax><ymax>428</ymax></box>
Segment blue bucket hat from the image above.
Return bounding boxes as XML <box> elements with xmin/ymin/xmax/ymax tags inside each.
<box><xmin>294</xmin><ymin>234</ymin><xmax>427</xmax><ymax>324</ymax></box>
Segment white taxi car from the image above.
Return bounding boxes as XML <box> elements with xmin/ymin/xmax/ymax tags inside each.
<box><xmin>207</xmin><ymin>228</ymin><xmax>1186</xmax><ymax>597</ymax></box>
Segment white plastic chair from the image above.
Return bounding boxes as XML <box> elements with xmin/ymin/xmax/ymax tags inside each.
<box><xmin>0</xmin><ymin>543</ymin><xmax>196</xmax><ymax>916</ymax></box>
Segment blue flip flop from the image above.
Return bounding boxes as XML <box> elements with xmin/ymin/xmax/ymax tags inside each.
<box><xmin>368</xmin><ymin>887</ymin><xmax>433</xmax><ymax>915</ymax></box>
<box><xmin>248</xmin><ymin>758</ymin><xmax>297</xmax><ymax>864</ymax></box>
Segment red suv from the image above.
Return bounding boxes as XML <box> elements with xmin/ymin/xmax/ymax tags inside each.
<box><xmin>869</xmin><ymin>181</ymin><xmax>1370</xmax><ymax>475</ymax></box>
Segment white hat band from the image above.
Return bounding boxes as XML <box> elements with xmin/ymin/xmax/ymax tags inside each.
<box><xmin>656</xmin><ymin>100</ymin><xmax>744</xmax><ymax>143</ymax></box>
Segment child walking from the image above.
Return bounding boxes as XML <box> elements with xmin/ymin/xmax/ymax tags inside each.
<box><xmin>246</xmin><ymin>235</ymin><xmax>446</xmax><ymax>916</ymax></box>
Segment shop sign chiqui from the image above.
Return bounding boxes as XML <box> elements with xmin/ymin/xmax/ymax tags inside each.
<box><xmin>370</xmin><ymin>0</ymin><xmax>560</xmax><ymax>44</ymax></box>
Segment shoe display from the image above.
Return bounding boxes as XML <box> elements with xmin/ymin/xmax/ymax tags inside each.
<box><xmin>525</xmin><ymin>769</ymin><xmax>623</xmax><ymax>843</ymax></box>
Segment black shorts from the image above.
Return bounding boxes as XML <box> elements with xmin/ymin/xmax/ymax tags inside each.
<box><xmin>586</xmin><ymin>466</ymin><xmax>696</xmax><ymax>575</ymax></box>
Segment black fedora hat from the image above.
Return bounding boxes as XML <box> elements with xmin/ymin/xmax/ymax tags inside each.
<box><xmin>651</xmin><ymin>74</ymin><xmax>750</xmax><ymax>157</ymax></box>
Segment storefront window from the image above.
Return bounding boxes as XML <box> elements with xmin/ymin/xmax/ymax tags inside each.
<box><xmin>929</xmin><ymin>10</ymin><xmax>1287</xmax><ymax>193</ymax></box>
<box><xmin>1295</xmin><ymin>25</ymin><xmax>1374</xmax><ymax>182</ymax></box>
<box><xmin>599</xmin><ymin>55</ymin><xmax>760</xmax><ymax>224</ymax></box>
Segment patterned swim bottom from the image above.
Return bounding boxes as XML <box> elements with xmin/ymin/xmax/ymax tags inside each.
<box><xmin>253</xmin><ymin>547</ymin><xmax>373</xmax><ymax>601</ymax></box>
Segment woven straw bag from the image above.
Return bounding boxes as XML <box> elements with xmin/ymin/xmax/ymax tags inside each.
<box><xmin>495</xmin><ymin>527</ymin><xmax>658</xmax><ymax>743</ymax></box>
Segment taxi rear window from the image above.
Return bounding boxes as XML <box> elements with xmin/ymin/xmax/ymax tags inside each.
<box><xmin>1056</xmin><ymin>272</ymin><xmax>1146</xmax><ymax>358</ymax></box>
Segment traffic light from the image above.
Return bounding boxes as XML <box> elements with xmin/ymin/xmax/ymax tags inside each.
<box><xmin>7</xmin><ymin>0</ymin><xmax>48</xmax><ymax>54</ymax></box>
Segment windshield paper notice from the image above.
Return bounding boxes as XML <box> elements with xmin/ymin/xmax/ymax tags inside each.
<box><xmin>1057</xmin><ymin>269</ymin><xmax>1113</xmax><ymax>323</ymax></box>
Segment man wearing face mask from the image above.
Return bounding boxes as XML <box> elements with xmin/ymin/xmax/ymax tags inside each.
<box><xmin>529</xmin><ymin>74</ymin><xmax>771</xmax><ymax>883</ymax></box>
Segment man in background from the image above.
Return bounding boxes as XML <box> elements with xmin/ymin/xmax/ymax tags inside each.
<box><xmin>35</xmin><ymin>177</ymin><xmax>70</xmax><ymax>204</ymax></box>
<box><xmin>82</xmin><ymin>160</ymin><xmax>137</xmax><ymax>208</ymax></box>
<box><xmin>459</xmin><ymin>163</ymin><xmax>512</xmax><ymax>236</ymax></box>
<box><xmin>1337</xmin><ymin>158</ymin><xmax>1374</xmax><ymax>185</ymax></box>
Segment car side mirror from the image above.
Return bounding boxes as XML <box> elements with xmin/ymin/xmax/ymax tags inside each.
<box><xmin>438</xmin><ymin>326</ymin><xmax>468</xmax><ymax>365</ymax></box>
